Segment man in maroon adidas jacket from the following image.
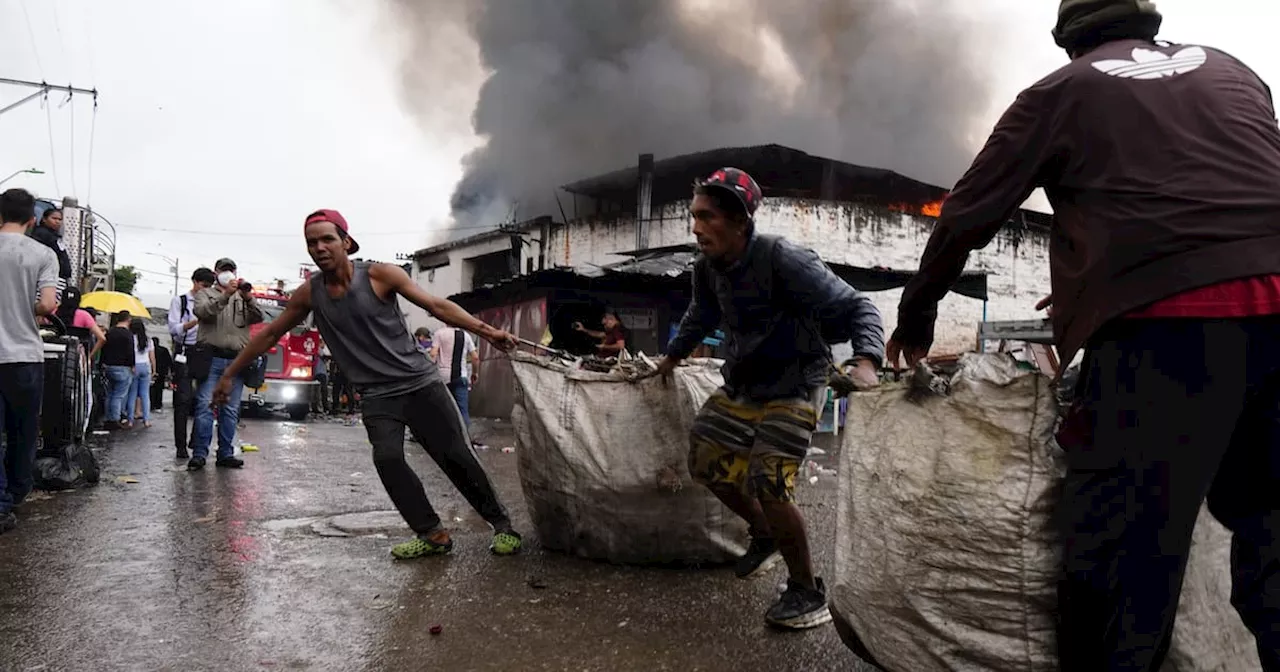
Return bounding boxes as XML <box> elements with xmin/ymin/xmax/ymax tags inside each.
<box><xmin>889</xmin><ymin>2</ymin><xmax>1280</xmax><ymax>670</ymax></box>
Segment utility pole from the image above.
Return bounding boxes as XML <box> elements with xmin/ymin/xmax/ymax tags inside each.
<box><xmin>0</xmin><ymin>77</ymin><xmax>97</xmax><ymax>118</ymax></box>
<box><xmin>145</xmin><ymin>252</ymin><xmax>179</xmax><ymax>295</ymax></box>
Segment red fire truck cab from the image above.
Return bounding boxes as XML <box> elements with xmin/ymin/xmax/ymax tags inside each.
<box><xmin>242</xmin><ymin>288</ymin><xmax>320</xmax><ymax>420</ymax></box>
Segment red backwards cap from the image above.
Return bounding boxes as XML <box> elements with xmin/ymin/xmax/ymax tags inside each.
<box><xmin>304</xmin><ymin>209</ymin><xmax>359</xmax><ymax>254</ymax></box>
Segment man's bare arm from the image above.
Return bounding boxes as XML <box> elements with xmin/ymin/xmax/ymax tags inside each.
<box><xmin>371</xmin><ymin>264</ymin><xmax>508</xmax><ymax>343</ymax></box>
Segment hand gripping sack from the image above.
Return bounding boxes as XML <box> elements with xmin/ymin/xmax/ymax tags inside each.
<box><xmin>831</xmin><ymin>353</ymin><xmax>1260</xmax><ymax>672</ymax></box>
<box><xmin>509</xmin><ymin>352</ymin><xmax>749</xmax><ymax>564</ymax></box>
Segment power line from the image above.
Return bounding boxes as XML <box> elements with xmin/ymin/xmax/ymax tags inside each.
<box><xmin>69</xmin><ymin>94</ymin><xmax>78</xmax><ymax>198</ymax></box>
<box><xmin>86</xmin><ymin>94</ymin><xmax>97</xmax><ymax>205</ymax></box>
<box><xmin>132</xmin><ymin>267</ymin><xmax>176</xmax><ymax>277</ymax></box>
<box><xmin>18</xmin><ymin>0</ymin><xmax>44</xmax><ymax>78</ymax></box>
<box><xmin>113</xmin><ymin>221</ymin><xmax>506</xmax><ymax>237</ymax></box>
<box><xmin>43</xmin><ymin>94</ymin><xmax>62</xmax><ymax>195</ymax></box>
<box><xmin>50</xmin><ymin>0</ymin><xmax>70</xmax><ymax>72</ymax></box>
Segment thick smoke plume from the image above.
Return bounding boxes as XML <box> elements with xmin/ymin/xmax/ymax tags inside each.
<box><xmin>383</xmin><ymin>0</ymin><xmax>999</xmax><ymax>229</ymax></box>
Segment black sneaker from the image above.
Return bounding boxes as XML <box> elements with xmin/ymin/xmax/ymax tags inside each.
<box><xmin>175</xmin><ymin>449</ymin><xmax>189</xmax><ymax>460</ymax></box>
<box><xmin>187</xmin><ymin>457</ymin><xmax>206</xmax><ymax>471</ymax></box>
<box><xmin>765</xmin><ymin>578</ymin><xmax>833</xmax><ymax>630</ymax></box>
<box><xmin>735</xmin><ymin>535</ymin><xmax>782</xmax><ymax>579</ymax></box>
<box><xmin>215</xmin><ymin>457</ymin><xmax>244</xmax><ymax>469</ymax></box>
<box><xmin>0</xmin><ymin>512</ymin><xmax>15</xmax><ymax>535</ymax></box>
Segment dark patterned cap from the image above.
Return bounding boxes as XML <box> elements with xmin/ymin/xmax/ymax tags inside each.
<box><xmin>1052</xmin><ymin>0</ymin><xmax>1161</xmax><ymax>50</ymax></box>
<box><xmin>698</xmin><ymin>167</ymin><xmax>762</xmax><ymax>217</ymax></box>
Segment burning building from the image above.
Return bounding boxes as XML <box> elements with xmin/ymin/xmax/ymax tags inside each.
<box><xmin>402</xmin><ymin>144</ymin><xmax>1051</xmax><ymax>418</ymax></box>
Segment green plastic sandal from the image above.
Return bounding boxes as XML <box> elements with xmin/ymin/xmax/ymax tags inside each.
<box><xmin>490</xmin><ymin>531</ymin><xmax>523</xmax><ymax>556</ymax></box>
<box><xmin>391</xmin><ymin>535</ymin><xmax>453</xmax><ymax>559</ymax></box>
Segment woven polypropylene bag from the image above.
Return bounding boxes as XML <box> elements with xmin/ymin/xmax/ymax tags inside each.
<box><xmin>510</xmin><ymin>352</ymin><xmax>749</xmax><ymax>565</ymax></box>
<box><xmin>831</xmin><ymin>353</ymin><xmax>1260</xmax><ymax>672</ymax></box>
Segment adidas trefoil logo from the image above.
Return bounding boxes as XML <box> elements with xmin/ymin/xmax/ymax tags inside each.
<box><xmin>1092</xmin><ymin>46</ymin><xmax>1208</xmax><ymax>79</ymax></box>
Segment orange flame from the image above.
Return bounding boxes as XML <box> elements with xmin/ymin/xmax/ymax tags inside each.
<box><xmin>886</xmin><ymin>196</ymin><xmax>947</xmax><ymax>218</ymax></box>
<box><xmin>885</xmin><ymin>199</ymin><xmax>947</xmax><ymax>217</ymax></box>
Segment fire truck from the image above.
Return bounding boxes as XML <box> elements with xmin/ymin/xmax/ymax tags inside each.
<box><xmin>242</xmin><ymin>286</ymin><xmax>321</xmax><ymax>420</ymax></box>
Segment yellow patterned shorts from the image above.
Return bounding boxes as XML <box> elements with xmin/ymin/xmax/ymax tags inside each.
<box><xmin>687</xmin><ymin>390</ymin><xmax>820</xmax><ymax>503</ymax></box>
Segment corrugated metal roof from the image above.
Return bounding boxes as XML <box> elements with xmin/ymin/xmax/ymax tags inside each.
<box><xmin>451</xmin><ymin>245</ymin><xmax>991</xmax><ymax>311</ymax></box>
<box><xmin>410</xmin><ymin>216</ymin><xmax>550</xmax><ymax>259</ymax></box>
<box><xmin>560</xmin><ymin>144</ymin><xmax>947</xmax><ymax>208</ymax></box>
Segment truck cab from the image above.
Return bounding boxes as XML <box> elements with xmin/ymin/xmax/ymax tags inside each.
<box><xmin>242</xmin><ymin>289</ymin><xmax>320</xmax><ymax>420</ymax></box>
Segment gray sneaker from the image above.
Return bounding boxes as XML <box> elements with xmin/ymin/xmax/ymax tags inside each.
<box><xmin>765</xmin><ymin>578</ymin><xmax>833</xmax><ymax>630</ymax></box>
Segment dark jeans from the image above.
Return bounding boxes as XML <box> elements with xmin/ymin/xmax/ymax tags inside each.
<box><xmin>1057</xmin><ymin>317</ymin><xmax>1280</xmax><ymax>671</ymax></box>
<box><xmin>0</xmin><ymin>363</ymin><xmax>45</xmax><ymax>514</ymax></box>
<box><xmin>361</xmin><ymin>381</ymin><xmax>510</xmax><ymax>535</ymax></box>
<box><xmin>172</xmin><ymin>359</ymin><xmax>195</xmax><ymax>452</ymax></box>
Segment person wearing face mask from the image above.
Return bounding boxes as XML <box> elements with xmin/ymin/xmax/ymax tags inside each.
<box><xmin>413</xmin><ymin>327</ymin><xmax>432</xmax><ymax>355</ymax></box>
<box><xmin>28</xmin><ymin>207</ymin><xmax>72</xmax><ymax>300</ymax></box>
<box><xmin>189</xmin><ymin>258</ymin><xmax>263</xmax><ymax>471</ymax></box>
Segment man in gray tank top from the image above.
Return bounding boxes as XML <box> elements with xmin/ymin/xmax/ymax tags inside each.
<box><xmin>211</xmin><ymin>209</ymin><xmax>524</xmax><ymax>558</ymax></box>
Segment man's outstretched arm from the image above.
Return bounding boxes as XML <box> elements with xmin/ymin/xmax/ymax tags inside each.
<box><xmin>895</xmin><ymin>83</ymin><xmax>1059</xmax><ymax>356</ymax></box>
<box><xmin>371</xmin><ymin>264</ymin><xmax>516</xmax><ymax>349</ymax></box>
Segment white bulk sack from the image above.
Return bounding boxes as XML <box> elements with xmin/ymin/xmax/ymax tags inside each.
<box><xmin>832</xmin><ymin>353</ymin><xmax>1260</xmax><ymax>672</ymax></box>
<box><xmin>509</xmin><ymin>352</ymin><xmax>749</xmax><ymax>564</ymax></box>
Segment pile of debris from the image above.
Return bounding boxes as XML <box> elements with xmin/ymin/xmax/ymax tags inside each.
<box><xmin>515</xmin><ymin>339</ymin><xmax>660</xmax><ymax>378</ymax></box>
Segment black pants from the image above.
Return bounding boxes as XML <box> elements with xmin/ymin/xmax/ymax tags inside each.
<box><xmin>150</xmin><ymin>379</ymin><xmax>165</xmax><ymax>410</ymax></box>
<box><xmin>361</xmin><ymin>381</ymin><xmax>510</xmax><ymax>535</ymax></box>
<box><xmin>171</xmin><ymin>360</ymin><xmax>195</xmax><ymax>453</ymax></box>
<box><xmin>1057</xmin><ymin>317</ymin><xmax>1280</xmax><ymax>671</ymax></box>
<box><xmin>0</xmin><ymin>363</ymin><xmax>43</xmax><ymax>514</ymax></box>
<box><xmin>313</xmin><ymin>373</ymin><xmax>329</xmax><ymax>414</ymax></box>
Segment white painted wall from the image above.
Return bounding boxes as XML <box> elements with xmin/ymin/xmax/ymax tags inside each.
<box><xmin>407</xmin><ymin>198</ymin><xmax>1052</xmax><ymax>356</ymax></box>
<box><xmin>402</xmin><ymin>234</ymin><xmax>526</xmax><ymax>334</ymax></box>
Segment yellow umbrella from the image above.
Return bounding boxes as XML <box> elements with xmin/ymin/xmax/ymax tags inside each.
<box><xmin>81</xmin><ymin>291</ymin><xmax>151</xmax><ymax>319</ymax></box>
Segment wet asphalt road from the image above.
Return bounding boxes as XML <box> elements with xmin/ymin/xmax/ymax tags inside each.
<box><xmin>0</xmin><ymin>402</ymin><xmax>873</xmax><ymax>672</ymax></box>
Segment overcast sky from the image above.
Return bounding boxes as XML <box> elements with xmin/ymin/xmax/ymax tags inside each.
<box><xmin>1</xmin><ymin>0</ymin><xmax>1275</xmax><ymax>307</ymax></box>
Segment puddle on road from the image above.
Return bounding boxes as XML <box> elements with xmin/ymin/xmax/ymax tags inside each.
<box><xmin>258</xmin><ymin>511</ymin><xmax>407</xmax><ymax>538</ymax></box>
<box><xmin>260</xmin><ymin>509</ymin><xmax>488</xmax><ymax>538</ymax></box>
<box><xmin>260</xmin><ymin>516</ymin><xmax>325</xmax><ymax>532</ymax></box>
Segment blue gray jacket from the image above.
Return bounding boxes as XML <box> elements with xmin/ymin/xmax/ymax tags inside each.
<box><xmin>667</xmin><ymin>233</ymin><xmax>885</xmax><ymax>400</ymax></box>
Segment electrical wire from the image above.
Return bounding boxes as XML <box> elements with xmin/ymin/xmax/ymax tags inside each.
<box><xmin>86</xmin><ymin>94</ymin><xmax>98</xmax><ymax>205</ymax></box>
<box><xmin>19</xmin><ymin>0</ymin><xmax>44</xmax><ymax>78</ymax></box>
<box><xmin>113</xmin><ymin>221</ymin><xmax>505</xmax><ymax>237</ymax></box>
<box><xmin>50</xmin><ymin>0</ymin><xmax>70</xmax><ymax>71</ymax></box>
<box><xmin>69</xmin><ymin>94</ymin><xmax>79</xmax><ymax>198</ymax></box>
<box><xmin>43</xmin><ymin>93</ymin><xmax>63</xmax><ymax>195</ymax></box>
